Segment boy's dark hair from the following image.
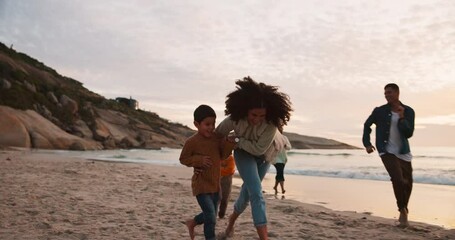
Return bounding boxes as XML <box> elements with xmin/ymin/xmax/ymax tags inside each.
<box><xmin>224</xmin><ymin>76</ymin><xmax>292</xmax><ymax>129</ymax></box>
<box><xmin>194</xmin><ymin>104</ymin><xmax>216</xmax><ymax>123</ymax></box>
<box><xmin>385</xmin><ymin>83</ymin><xmax>399</xmax><ymax>92</ymax></box>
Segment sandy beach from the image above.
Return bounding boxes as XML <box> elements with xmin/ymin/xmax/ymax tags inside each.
<box><xmin>1</xmin><ymin>149</ymin><xmax>454</xmax><ymax>240</ymax></box>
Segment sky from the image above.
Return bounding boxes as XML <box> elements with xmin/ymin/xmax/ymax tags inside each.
<box><xmin>1</xmin><ymin>0</ymin><xmax>454</xmax><ymax>147</ymax></box>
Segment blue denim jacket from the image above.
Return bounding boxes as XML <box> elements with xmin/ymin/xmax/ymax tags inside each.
<box><xmin>362</xmin><ymin>102</ymin><xmax>415</xmax><ymax>154</ymax></box>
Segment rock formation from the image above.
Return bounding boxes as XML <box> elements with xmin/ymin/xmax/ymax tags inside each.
<box><xmin>0</xmin><ymin>106</ymin><xmax>101</xmax><ymax>150</ymax></box>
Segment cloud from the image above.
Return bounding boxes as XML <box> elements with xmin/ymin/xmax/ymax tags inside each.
<box><xmin>1</xmin><ymin>0</ymin><xmax>455</xmax><ymax>147</ymax></box>
<box><xmin>416</xmin><ymin>114</ymin><xmax>455</xmax><ymax>126</ymax></box>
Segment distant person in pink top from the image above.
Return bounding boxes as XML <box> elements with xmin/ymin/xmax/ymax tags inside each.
<box><xmin>272</xmin><ymin>132</ymin><xmax>291</xmax><ymax>195</ymax></box>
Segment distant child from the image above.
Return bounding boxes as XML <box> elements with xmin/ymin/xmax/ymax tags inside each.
<box><xmin>218</xmin><ymin>154</ymin><xmax>236</xmax><ymax>219</ymax></box>
<box><xmin>180</xmin><ymin>104</ymin><xmax>230</xmax><ymax>240</ymax></box>
<box><xmin>273</xmin><ymin>133</ymin><xmax>292</xmax><ymax>195</ymax></box>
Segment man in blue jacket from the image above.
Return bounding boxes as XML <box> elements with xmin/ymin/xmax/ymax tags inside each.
<box><xmin>363</xmin><ymin>83</ymin><xmax>415</xmax><ymax>228</ymax></box>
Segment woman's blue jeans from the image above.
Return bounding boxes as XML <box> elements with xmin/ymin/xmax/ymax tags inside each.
<box><xmin>233</xmin><ymin>149</ymin><xmax>270</xmax><ymax>227</ymax></box>
<box><xmin>194</xmin><ymin>193</ymin><xmax>219</xmax><ymax>240</ymax></box>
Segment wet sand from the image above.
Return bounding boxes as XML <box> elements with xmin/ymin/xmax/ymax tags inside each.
<box><xmin>257</xmin><ymin>174</ymin><xmax>455</xmax><ymax>229</ymax></box>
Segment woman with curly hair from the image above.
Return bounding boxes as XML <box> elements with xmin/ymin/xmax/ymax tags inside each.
<box><xmin>215</xmin><ymin>76</ymin><xmax>292</xmax><ymax>240</ymax></box>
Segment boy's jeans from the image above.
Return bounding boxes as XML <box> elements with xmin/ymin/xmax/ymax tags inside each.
<box><xmin>233</xmin><ymin>149</ymin><xmax>270</xmax><ymax>226</ymax></box>
<box><xmin>194</xmin><ymin>192</ymin><xmax>219</xmax><ymax>240</ymax></box>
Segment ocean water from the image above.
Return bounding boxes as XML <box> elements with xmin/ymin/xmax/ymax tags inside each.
<box><xmin>48</xmin><ymin>146</ymin><xmax>455</xmax><ymax>187</ymax></box>
<box><xmin>284</xmin><ymin>147</ymin><xmax>455</xmax><ymax>186</ymax></box>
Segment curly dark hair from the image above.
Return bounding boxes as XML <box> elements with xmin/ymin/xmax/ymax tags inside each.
<box><xmin>224</xmin><ymin>76</ymin><xmax>292</xmax><ymax>129</ymax></box>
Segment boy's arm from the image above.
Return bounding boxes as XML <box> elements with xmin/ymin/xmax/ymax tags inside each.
<box><xmin>179</xmin><ymin>141</ymin><xmax>204</xmax><ymax>167</ymax></box>
<box><xmin>219</xmin><ymin>137</ymin><xmax>234</xmax><ymax>160</ymax></box>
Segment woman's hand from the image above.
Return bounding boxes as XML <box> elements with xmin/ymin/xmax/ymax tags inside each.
<box><xmin>226</xmin><ymin>132</ymin><xmax>239</xmax><ymax>143</ymax></box>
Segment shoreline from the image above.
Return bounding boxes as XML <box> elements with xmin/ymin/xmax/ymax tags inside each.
<box><xmin>1</xmin><ymin>150</ymin><xmax>454</xmax><ymax>239</ymax></box>
<box><xmin>250</xmin><ymin>173</ymin><xmax>455</xmax><ymax>229</ymax></box>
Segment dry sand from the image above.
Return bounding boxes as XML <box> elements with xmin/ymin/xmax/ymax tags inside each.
<box><xmin>1</xmin><ymin>149</ymin><xmax>454</xmax><ymax>240</ymax></box>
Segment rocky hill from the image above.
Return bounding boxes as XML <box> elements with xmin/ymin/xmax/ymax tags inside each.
<box><xmin>283</xmin><ymin>132</ymin><xmax>359</xmax><ymax>149</ymax></box>
<box><xmin>0</xmin><ymin>42</ymin><xmax>358</xmax><ymax>150</ymax></box>
<box><xmin>0</xmin><ymin>42</ymin><xmax>194</xmax><ymax>150</ymax></box>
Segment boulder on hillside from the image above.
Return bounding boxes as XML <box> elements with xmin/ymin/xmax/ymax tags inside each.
<box><xmin>23</xmin><ymin>81</ymin><xmax>36</xmax><ymax>92</ymax></box>
<box><xmin>95</xmin><ymin>108</ymin><xmax>129</xmax><ymax>125</ymax></box>
<box><xmin>33</xmin><ymin>104</ymin><xmax>53</xmax><ymax>119</ymax></box>
<box><xmin>69</xmin><ymin>141</ymin><xmax>86</xmax><ymax>151</ymax></box>
<box><xmin>103</xmin><ymin>137</ymin><xmax>116</xmax><ymax>149</ymax></box>
<box><xmin>0</xmin><ymin>107</ymin><xmax>31</xmax><ymax>148</ymax></box>
<box><xmin>47</xmin><ymin>92</ymin><xmax>59</xmax><ymax>104</ymax></box>
<box><xmin>94</xmin><ymin>108</ymin><xmax>138</xmax><ymax>144</ymax></box>
<box><xmin>93</xmin><ymin>118</ymin><xmax>111</xmax><ymax>141</ymax></box>
<box><xmin>119</xmin><ymin>136</ymin><xmax>140</xmax><ymax>148</ymax></box>
<box><xmin>72</xmin><ymin>120</ymin><xmax>93</xmax><ymax>139</ymax></box>
<box><xmin>29</xmin><ymin>131</ymin><xmax>53</xmax><ymax>149</ymax></box>
<box><xmin>1</xmin><ymin>79</ymin><xmax>11</xmax><ymax>89</ymax></box>
<box><xmin>0</xmin><ymin>106</ymin><xmax>101</xmax><ymax>150</ymax></box>
<box><xmin>59</xmin><ymin>94</ymin><xmax>78</xmax><ymax>115</ymax></box>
